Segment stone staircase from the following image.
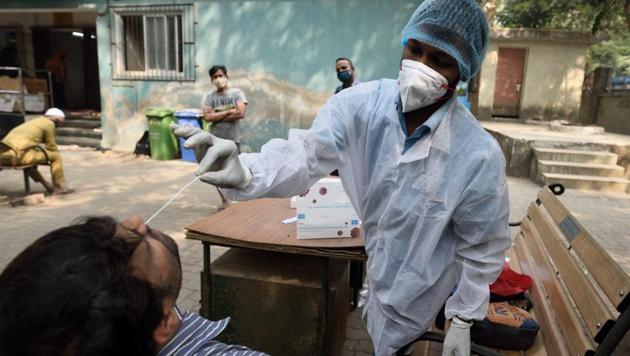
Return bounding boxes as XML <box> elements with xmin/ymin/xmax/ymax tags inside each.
<box><xmin>532</xmin><ymin>147</ymin><xmax>630</xmax><ymax>192</ymax></box>
<box><xmin>56</xmin><ymin>113</ymin><xmax>102</xmax><ymax>149</ymax></box>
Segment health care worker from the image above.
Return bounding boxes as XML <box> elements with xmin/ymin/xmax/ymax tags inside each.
<box><xmin>173</xmin><ymin>0</ymin><xmax>511</xmax><ymax>354</ymax></box>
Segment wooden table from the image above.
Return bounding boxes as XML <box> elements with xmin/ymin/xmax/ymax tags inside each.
<box><xmin>186</xmin><ymin>198</ymin><xmax>368</xmax><ymax>352</ymax></box>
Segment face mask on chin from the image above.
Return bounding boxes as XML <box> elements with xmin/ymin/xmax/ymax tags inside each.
<box><xmin>398</xmin><ymin>59</ymin><xmax>454</xmax><ymax>113</ymax></box>
<box><xmin>212</xmin><ymin>77</ymin><xmax>228</xmax><ymax>90</ymax></box>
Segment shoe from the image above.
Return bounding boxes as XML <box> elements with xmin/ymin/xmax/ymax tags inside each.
<box><xmin>52</xmin><ymin>187</ymin><xmax>75</xmax><ymax>195</ymax></box>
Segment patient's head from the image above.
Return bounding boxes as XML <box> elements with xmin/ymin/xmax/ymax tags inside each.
<box><xmin>0</xmin><ymin>216</ymin><xmax>183</xmax><ymax>356</ymax></box>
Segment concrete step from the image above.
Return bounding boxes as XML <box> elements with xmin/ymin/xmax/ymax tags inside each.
<box><xmin>57</xmin><ymin>136</ymin><xmax>101</xmax><ymax>149</ymax></box>
<box><xmin>534</xmin><ymin>147</ymin><xmax>618</xmax><ymax>165</ymax></box>
<box><xmin>537</xmin><ymin>160</ymin><xmax>626</xmax><ymax>178</ymax></box>
<box><xmin>56</xmin><ymin>127</ymin><xmax>102</xmax><ymax>139</ymax></box>
<box><xmin>59</xmin><ymin>119</ymin><xmax>101</xmax><ymax>129</ymax></box>
<box><xmin>65</xmin><ymin>114</ymin><xmax>100</xmax><ymax>121</ymax></box>
<box><xmin>541</xmin><ymin>173</ymin><xmax>630</xmax><ymax>192</ymax></box>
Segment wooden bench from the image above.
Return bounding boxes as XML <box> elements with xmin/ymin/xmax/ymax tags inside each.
<box><xmin>0</xmin><ymin>143</ymin><xmax>51</xmax><ymax>194</ymax></box>
<box><xmin>411</xmin><ymin>184</ymin><xmax>630</xmax><ymax>355</ymax></box>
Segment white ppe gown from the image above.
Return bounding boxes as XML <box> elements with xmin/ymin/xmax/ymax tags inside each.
<box><xmin>222</xmin><ymin>79</ymin><xmax>511</xmax><ymax>355</ymax></box>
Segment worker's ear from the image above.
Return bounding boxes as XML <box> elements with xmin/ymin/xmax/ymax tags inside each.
<box><xmin>153</xmin><ymin>301</ymin><xmax>180</xmax><ymax>348</ymax></box>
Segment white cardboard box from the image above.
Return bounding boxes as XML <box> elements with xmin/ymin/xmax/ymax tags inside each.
<box><xmin>24</xmin><ymin>94</ymin><xmax>46</xmax><ymax>112</ymax></box>
<box><xmin>295</xmin><ymin>178</ymin><xmax>362</xmax><ymax>239</ymax></box>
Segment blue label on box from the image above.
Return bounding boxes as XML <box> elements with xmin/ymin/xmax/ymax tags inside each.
<box><xmin>351</xmin><ymin>220</ymin><xmax>359</xmax><ymax>225</ymax></box>
<box><xmin>298</xmin><ymin>214</ymin><xmax>305</xmax><ymax>219</ymax></box>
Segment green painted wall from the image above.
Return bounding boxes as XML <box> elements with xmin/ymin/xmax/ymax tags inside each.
<box><xmin>4</xmin><ymin>0</ymin><xmax>419</xmax><ymax>152</ymax></box>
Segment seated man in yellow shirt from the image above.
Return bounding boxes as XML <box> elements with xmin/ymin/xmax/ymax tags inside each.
<box><xmin>0</xmin><ymin>108</ymin><xmax>74</xmax><ymax>195</ymax></box>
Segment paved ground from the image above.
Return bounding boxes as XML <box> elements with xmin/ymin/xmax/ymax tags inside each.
<box><xmin>2</xmin><ymin>147</ymin><xmax>630</xmax><ymax>355</ymax></box>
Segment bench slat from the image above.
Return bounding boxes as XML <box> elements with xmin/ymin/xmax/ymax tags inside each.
<box><xmin>506</xmin><ymin>246</ymin><xmax>521</xmax><ymax>274</ymax></box>
<box><xmin>521</xmin><ymin>219</ymin><xmax>595</xmax><ymax>354</ymax></box>
<box><xmin>538</xmin><ymin>188</ymin><xmax>630</xmax><ymax>311</ymax></box>
<box><xmin>505</xmin><ymin>246</ymin><xmax>548</xmax><ymax>356</ymax></box>
<box><xmin>514</xmin><ymin>230</ymin><xmax>572</xmax><ymax>356</ymax></box>
<box><xmin>522</xmin><ymin>311</ymin><xmax>548</xmax><ymax>356</ymax></box>
<box><xmin>528</xmin><ymin>203</ymin><xmax>617</xmax><ymax>340</ymax></box>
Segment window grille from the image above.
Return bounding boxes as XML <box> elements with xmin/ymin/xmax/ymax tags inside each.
<box><xmin>110</xmin><ymin>4</ymin><xmax>195</xmax><ymax>81</ymax></box>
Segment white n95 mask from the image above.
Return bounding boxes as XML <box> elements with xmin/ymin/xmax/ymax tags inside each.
<box><xmin>398</xmin><ymin>59</ymin><xmax>452</xmax><ymax>113</ymax></box>
<box><xmin>212</xmin><ymin>77</ymin><xmax>228</xmax><ymax>89</ymax></box>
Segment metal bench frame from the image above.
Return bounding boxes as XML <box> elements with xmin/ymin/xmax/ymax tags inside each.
<box><xmin>0</xmin><ymin>144</ymin><xmax>51</xmax><ymax>194</ymax></box>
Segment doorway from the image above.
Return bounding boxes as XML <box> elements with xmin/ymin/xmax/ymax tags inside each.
<box><xmin>31</xmin><ymin>27</ymin><xmax>100</xmax><ymax>111</ymax></box>
<box><xmin>492</xmin><ymin>47</ymin><xmax>526</xmax><ymax>118</ymax></box>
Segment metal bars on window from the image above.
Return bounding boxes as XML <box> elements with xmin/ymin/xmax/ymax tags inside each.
<box><xmin>110</xmin><ymin>4</ymin><xmax>195</xmax><ymax>81</ymax></box>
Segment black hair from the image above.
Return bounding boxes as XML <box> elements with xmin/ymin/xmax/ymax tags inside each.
<box><xmin>209</xmin><ymin>65</ymin><xmax>228</xmax><ymax>78</ymax></box>
<box><xmin>0</xmin><ymin>217</ymin><xmax>164</xmax><ymax>356</ymax></box>
<box><xmin>146</xmin><ymin>227</ymin><xmax>182</xmax><ymax>302</ymax></box>
<box><xmin>335</xmin><ymin>57</ymin><xmax>354</xmax><ymax>70</ymax></box>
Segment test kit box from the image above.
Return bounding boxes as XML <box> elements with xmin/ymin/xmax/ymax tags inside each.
<box><xmin>295</xmin><ymin>178</ymin><xmax>362</xmax><ymax>240</ymax></box>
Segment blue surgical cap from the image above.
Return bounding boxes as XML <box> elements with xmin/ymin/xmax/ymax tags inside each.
<box><xmin>401</xmin><ymin>0</ymin><xmax>489</xmax><ymax>82</ymax></box>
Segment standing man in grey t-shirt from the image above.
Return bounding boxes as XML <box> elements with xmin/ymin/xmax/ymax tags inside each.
<box><xmin>201</xmin><ymin>65</ymin><xmax>248</xmax><ymax>210</ymax></box>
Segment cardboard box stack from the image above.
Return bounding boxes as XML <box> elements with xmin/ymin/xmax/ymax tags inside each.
<box><xmin>0</xmin><ymin>76</ymin><xmax>49</xmax><ymax>113</ymax></box>
<box><xmin>294</xmin><ymin>177</ymin><xmax>361</xmax><ymax>240</ymax></box>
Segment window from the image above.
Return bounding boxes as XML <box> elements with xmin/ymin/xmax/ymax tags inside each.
<box><xmin>111</xmin><ymin>5</ymin><xmax>194</xmax><ymax>81</ymax></box>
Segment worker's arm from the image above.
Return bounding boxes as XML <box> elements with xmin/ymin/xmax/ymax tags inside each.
<box><xmin>222</xmin><ymin>101</ymin><xmax>247</xmax><ymax>122</ymax></box>
<box><xmin>221</xmin><ymin>89</ymin><xmax>248</xmax><ymax>122</ymax></box>
<box><xmin>221</xmin><ymin>94</ymin><xmax>349</xmax><ymax>200</ymax></box>
<box><xmin>444</xmin><ymin>150</ymin><xmax>511</xmax><ymax>322</ymax></box>
<box><xmin>203</xmin><ymin>106</ymin><xmax>230</xmax><ymax>123</ymax></box>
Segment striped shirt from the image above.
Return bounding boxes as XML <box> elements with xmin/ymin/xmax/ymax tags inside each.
<box><xmin>158</xmin><ymin>308</ymin><xmax>268</xmax><ymax>356</ymax></box>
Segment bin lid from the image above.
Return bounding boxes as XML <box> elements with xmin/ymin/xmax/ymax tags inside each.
<box><xmin>144</xmin><ymin>108</ymin><xmax>174</xmax><ymax>118</ymax></box>
<box><xmin>175</xmin><ymin>108</ymin><xmax>202</xmax><ymax>118</ymax></box>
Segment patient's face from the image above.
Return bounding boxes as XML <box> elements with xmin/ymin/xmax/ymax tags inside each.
<box><xmin>116</xmin><ymin>216</ymin><xmax>182</xmax><ymax>302</ymax></box>
<box><xmin>115</xmin><ymin>216</ymin><xmax>184</xmax><ymax>351</ymax></box>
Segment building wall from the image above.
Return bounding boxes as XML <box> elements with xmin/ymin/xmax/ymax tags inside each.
<box><xmin>0</xmin><ymin>11</ymin><xmax>97</xmax><ymax>70</ymax></box>
<box><xmin>596</xmin><ymin>93</ymin><xmax>630</xmax><ymax>135</ymax></box>
<box><xmin>478</xmin><ymin>29</ymin><xmax>589</xmax><ymax>122</ymax></box>
<box><xmin>96</xmin><ymin>0</ymin><xmax>418</xmax><ymax>152</ymax></box>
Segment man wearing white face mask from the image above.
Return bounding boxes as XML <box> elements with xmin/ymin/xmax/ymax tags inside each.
<box><xmin>201</xmin><ymin>65</ymin><xmax>248</xmax><ymax>210</ymax></box>
<box><xmin>175</xmin><ymin>1</ymin><xmax>510</xmax><ymax>355</ymax></box>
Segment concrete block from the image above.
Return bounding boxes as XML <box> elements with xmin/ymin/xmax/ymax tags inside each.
<box><xmin>9</xmin><ymin>193</ymin><xmax>45</xmax><ymax>207</ymax></box>
<box><xmin>541</xmin><ymin>173</ymin><xmax>630</xmax><ymax>192</ymax></box>
<box><xmin>534</xmin><ymin>148</ymin><xmax>618</xmax><ymax>165</ymax></box>
<box><xmin>537</xmin><ymin>160</ymin><xmax>625</xmax><ymax>177</ymax></box>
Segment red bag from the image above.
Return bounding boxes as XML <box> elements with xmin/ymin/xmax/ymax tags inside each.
<box><xmin>490</xmin><ymin>262</ymin><xmax>532</xmax><ymax>297</ymax></box>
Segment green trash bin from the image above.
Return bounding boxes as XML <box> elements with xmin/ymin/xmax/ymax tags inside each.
<box><xmin>145</xmin><ymin>108</ymin><xmax>178</xmax><ymax>160</ymax></box>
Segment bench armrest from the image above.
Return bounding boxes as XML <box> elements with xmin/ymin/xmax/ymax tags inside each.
<box><xmin>509</xmin><ymin>184</ymin><xmax>565</xmax><ymax>227</ymax></box>
<box><xmin>21</xmin><ymin>145</ymin><xmax>51</xmax><ymax>164</ymax></box>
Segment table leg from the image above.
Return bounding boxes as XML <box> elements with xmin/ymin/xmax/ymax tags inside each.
<box><xmin>200</xmin><ymin>242</ymin><xmax>212</xmax><ymax>319</ymax></box>
<box><xmin>349</xmin><ymin>260</ymin><xmax>365</xmax><ymax>309</ymax></box>
<box><xmin>320</xmin><ymin>257</ymin><xmax>331</xmax><ymax>355</ymax></box>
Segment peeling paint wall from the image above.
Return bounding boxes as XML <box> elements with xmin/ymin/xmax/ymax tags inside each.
<box><xmin>478</xmin><ymin>29</ymin><xmax>590</xmax><ymax>122</ymax></box>
<box><xmin>96</xmin><ymin>0</ymin><xmax>418</xmax><ymax>152</ymax></box>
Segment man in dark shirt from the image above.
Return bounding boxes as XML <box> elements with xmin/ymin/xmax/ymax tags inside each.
<box><xmin>334</xmin><ymin>57</ymin><xmax>362</xmax><ymax>94</ymax></box>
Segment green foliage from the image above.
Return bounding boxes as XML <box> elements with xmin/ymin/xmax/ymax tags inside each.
<box><xmin>496</xmin><ymin>0</ymin><xmax>630</xmax><ymax>74</ymax></box>
<box><xmin>496</xmin><ymin>0</ymin><xmax>623</xmax><ymax>33</ymax></box>
<box><xmin>588</xmin><ymin>34</ymin><xmax>630</xmax><ymax>75</ymax></box>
